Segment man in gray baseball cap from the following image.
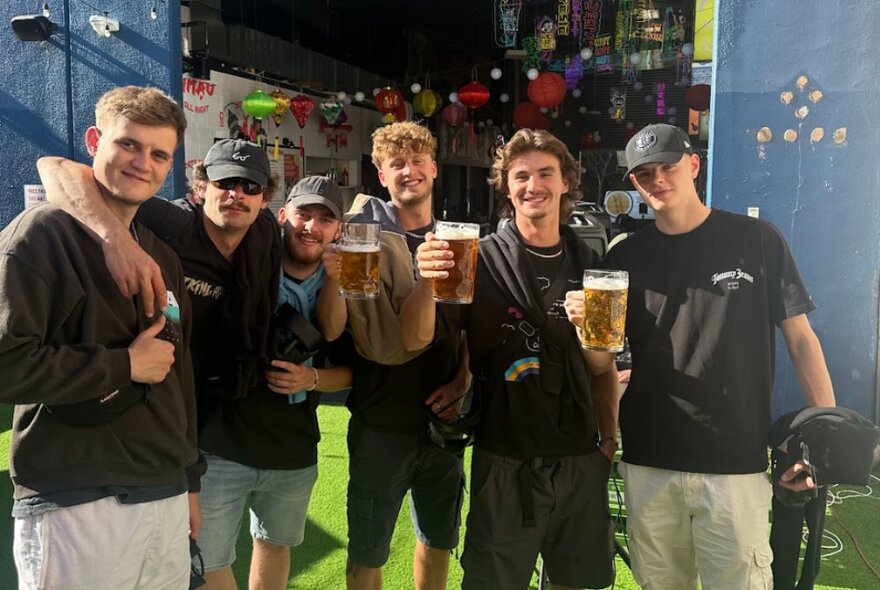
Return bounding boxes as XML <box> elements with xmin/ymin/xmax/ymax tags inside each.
<box><xmin>285</xmin><ymin>175</ymin><xmax>344</xmax><ymax>220</ymax></box>
<box><xmin>567</xmin><ymin>123</ymin><xmax>836</xmax><ymax>589</ymax></box>
<box><xmin>623</xmin><ymin>123</ymin><xmax>694</xmax><ymax>177</ymax></box>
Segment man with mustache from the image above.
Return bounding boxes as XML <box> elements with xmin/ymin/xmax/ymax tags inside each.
<box><xmin>38</xmin><ymin>141</ymin><xmax>340</xmax><ymax>588</ymax></box>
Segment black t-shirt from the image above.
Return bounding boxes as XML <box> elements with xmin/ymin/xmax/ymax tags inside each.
<box><xmin>346</xmin><ymin>222</ymin><xmax>461</xmax><ymax>433</ymax></box>
<box><xmin>137</xmin><ymin>200</ymin><xmax>317</xmax><ymax>468</ymax></box>
<box><xmin>463</xmin><ymin>225</ymin><xmax>599</xmax><ymax>458</ymax></box>
<box><xmin>605</xmin><ymin>209</ymin><xmax>814</xmax><ymax>474</ymax></box>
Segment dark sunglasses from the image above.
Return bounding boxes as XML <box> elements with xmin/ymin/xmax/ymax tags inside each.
<box><xmin>210</xmin><ymin>177</ymin><xmax>263</xmax><ymax>195</ymax></box>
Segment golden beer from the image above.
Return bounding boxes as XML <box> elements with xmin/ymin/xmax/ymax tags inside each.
<box><xmin>581</xmin><ymin>270</ymin><xmax>628</xmax><ymax>352</ymax></box>
<box><xmin>432</xmin><ymin>222</ymin><xmax>480</xmax><ymax>304</ymax></box>
<box><xmin>338</xmin><ymin>222</ymin><xmax>382</xmax><ymax>300</ymax></box>
<box><xmin>338</xmin><ymin>245</ymin><xmax>381</xmax><ymax>299</ymax></box>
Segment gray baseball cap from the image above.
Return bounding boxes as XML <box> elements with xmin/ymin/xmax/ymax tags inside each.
<box><xmin>285</xmin><ymin>175</ymin><xmax>343</xmax><ymax>220</ymax></box>
<box><xmin>624</xmin><ymin>124</ymin><xmax>694</xmax><ymax>178</ymax></box>
<box><xmin>203</xmin><ymin>139</ymin><xmax>270</xmax><ymax>186</ymax></box>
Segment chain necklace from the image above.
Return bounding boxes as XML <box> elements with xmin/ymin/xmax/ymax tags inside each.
<box><xmin>525</xmin><ymin>245</ymin><xmax>564</xmax><ymax>258</ymax></box>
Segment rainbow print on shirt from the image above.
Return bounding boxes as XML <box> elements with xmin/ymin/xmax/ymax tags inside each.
<box><xmin>505</xmin><ymin>357</ymin><xmax>540</xmax><ymax>382</ymax></box>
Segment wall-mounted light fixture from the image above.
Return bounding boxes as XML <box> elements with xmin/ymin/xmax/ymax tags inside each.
<box><xmin>10</xmin><ymin>13</ymin><xmax>57</xmax><ymax>41</ymax></box>
<box><xmin>89</xmin><ymin>13</ymin><xmax>119</xmax><ymax>38</ymax></box>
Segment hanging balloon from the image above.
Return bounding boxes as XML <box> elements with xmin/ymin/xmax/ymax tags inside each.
<box><xmin>439</xmin><ymin>103</ymin><xmax>467</xmax><ymax>126</ymax></box>
<box><xmin>289</xmin><ymin>94</ymin><xmax>315</xmax><ymax>129</ymax></box>
<box><xmin>527</xmin><ymin>72</ymin><xmax>566</xmax><ymax>108</ymax></box>
<box><xmin>375</xmin><ymin>87</ymin><xmax>404</xmax><ymax>114</ymax></box>
<box><xmin>269</xmin><ymin>90</ymin><xmax>290</xmax><ymax>127</ymax></box>
<box><xmin>242</xmin><ymin>89</ymin><xmax>277</xmax><ymax>119</ymax></box>
<box><xmin>413</xmin><ymin>90</ymin><xmax>439</xmax><ymax>117</ymax></box>
<box><xmin>320</xmin><ymin>100</ymin><xmax>343</xmax><ymax>126</ymax></box>
<box><xmin>393</xmin><ymin>101</ymin><xmax>408</xmax><ymax>123</ymax></box>
<box><xmin>686</xmin><ymin>84</ymin><xmax>711</xmax><ymax>111</ymax></box>
<box><xmin>512</xmin><ymin>102</ymin><xmax>543</xmax><ymax>129</ymax></box>
<box><xmin>457</xmin><ymin>81</ymin><xmax>490</xmax><ymax>110</ymax></box>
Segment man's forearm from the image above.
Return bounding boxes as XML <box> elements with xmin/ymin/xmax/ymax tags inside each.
<box><xmin>37</xmin><ymin>157</ymin><xmax>129</xmax><ymax>243</ymax></box>
<box><xmin>782</xmin><ymin>315</ymin><xmax>836</xmax><ymax>408</ymax></box>
<box><xmin>590</xmin><ymin>366</ymin><xmax>619</xmax><ymax>440</ymax></box>
<box><xmin>400</xmin><ymin>279</ymin><xmax>437</xmax><ymax>352</ymax></box>
<box><xmin>317</xmin><ymin>278</ymin><xmax>347</xmax><ymax>342</ymax></box>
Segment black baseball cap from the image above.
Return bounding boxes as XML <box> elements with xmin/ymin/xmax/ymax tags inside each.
<box><xmin>624</xmin><ymin>124</ymin><xmax>694</xmax><ymax>178</ymax></box>
<box><xmin>203</xmin><ymin>139</ymin><xmax>270</xmax><ymax>186</ymax></box>
<box><xmin>285</xmin><ymin>176</ymin><xmax>343</xmax><ymax>220</ymax></box>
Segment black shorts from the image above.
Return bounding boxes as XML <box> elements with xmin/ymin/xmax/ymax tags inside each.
<box><xmin>346</xmin><ymin>415</ymin><xmax>465</xmax><ymax>568</ymax></box>
<box><xmin>461</xmin><ymin>447</ymin><xmax>615</xmax><ymax>589</ymax></box>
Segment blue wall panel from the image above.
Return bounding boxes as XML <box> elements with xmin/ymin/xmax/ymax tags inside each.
<box><xmin>0</xmin><ymin>1</ymin><xmax>183</xmax><ymax>228</ymax></box>
<box><xmin>712</xmin><ymin>1</ymin><xmax>879</xmax><ymax>419</ymax></box>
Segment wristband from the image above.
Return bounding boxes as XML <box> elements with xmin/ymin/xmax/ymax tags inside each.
<box><xmin>306</xmin><ymin>367</ymin><xmax>319</xmax><ymax>392</ymax></box>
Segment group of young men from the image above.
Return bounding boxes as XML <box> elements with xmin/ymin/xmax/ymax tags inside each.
<box><xmin>0</xmin><ymin>85</ymin><xmax>835</xmax><ymax>590</ymax></box>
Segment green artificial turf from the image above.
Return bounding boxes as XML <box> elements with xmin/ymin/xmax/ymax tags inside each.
<box><xmin>0</xmin><ymin>402</ymin><xmax>876</xmax><ymax>589</ymax></box>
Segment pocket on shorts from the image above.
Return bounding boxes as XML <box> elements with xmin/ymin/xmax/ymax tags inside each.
<box><xmin>746</xmin><ymin>544</ymin><xmax>773</xmax><ymax>590</ymax></box>
<box><xmin>468</xmin><ymin>451</ymin><xmax>496</xmax><ymax>501</ymax></box>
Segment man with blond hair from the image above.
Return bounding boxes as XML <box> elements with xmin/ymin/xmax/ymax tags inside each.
<box><xmin>0</xmin><ymin>86</ymin><xmax>202</xmax><ymax>589</ymax></box>
<box><xmin>318</xmin><ymin>121</ymin><xmax>469</xmax><ymax>590</ymax></box>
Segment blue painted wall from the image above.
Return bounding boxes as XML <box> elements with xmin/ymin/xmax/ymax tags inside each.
<box><xmin>0</xmin><ymin>1</ymin><xmax>183</xmax><ymax>227</ymax></box>
<box><xmin>711</xmin><ymin>0</ymin><xmax>879</xmax><ymax>420</ymax></box>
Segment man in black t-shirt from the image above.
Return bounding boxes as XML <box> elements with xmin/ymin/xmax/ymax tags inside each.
<box><xmin>317</xmin><ymin>122</ymin><xmax>469</xmax><ymax>590</ymax></box>
<box><xmin>407</xmin><ymin>129</ymin><xmax>619</xmax><ymax>589</ymax></box>
<box><xmin>565</xmin><ymin>124</ymin><xmax>837</xmax><ymax>590</ymax></box>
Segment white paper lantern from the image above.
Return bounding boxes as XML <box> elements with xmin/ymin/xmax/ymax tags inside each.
<box><xmin>449</xmin><ymin>92</ymin><xmax>459</xmax><ymax>104</ymax></box>
<box><xmin>526</xmin><ymin>68</ymin><xmax>539</xmax><ymax>81</ymax></box>
<box><xmin>354</xmin><ymin>91</ymin><xmax>365</xmax><ymax>102</ymax></box>
<box><xmin>499</xmin><ymin>93</ymin><xmax>510</xmax><ymax>103</ymax></box>
<box><xmin>572</xmin><ymin>88</ymin><xmax>582</xmax><ymax>98</ymax></box>
<box><xmin>579</xmin><ymin>47</ymin><xmax>593</xmax><ymax>60</ymax></box>
<box><xmin>490</xmin><ymin>67</ymin><xmax>502</xmax><ymax>80</ymax></box>
<box><xmin>410</xmin><ymin>82</ymin><xmax>422</xmax><ymax>94</ymax></box>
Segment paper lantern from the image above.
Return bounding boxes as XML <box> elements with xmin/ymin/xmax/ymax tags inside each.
<box><xmin>320</xmin><ymin>100</ymin><xmax>343</xmax><ymax>126</ymax></box>
<box><xmin>269</xmin><ymin>90</ymin><xmax>290</xmax><ymax>127</ymax></box>
<box><xmin>290</xmin><ymin>94</ymin><xmax>315</xmax><ymax>129</ymax></box>
<box><xmin>457</xmin><ymin>81</ymin><xmax>490</xmax><ymax>110</ymax></box>
<box><xmin>413</xmin><ymin>89</ymin><xmax>439</xmax><ymax>117</ymax></box>
<box><xmin>512</xmin><ymin>102</ymin><xmax>543</xmax><ymax>129</ymax></box>
<box><xmin>241</xmin><ymin>89</ymin><xmax>277</xmax><ymax>119</ymax></box>
<box><xmin>375</xmin><ymin>87</ymin><xmax>403</xmax><ymax>114</ymax></box>
<box><xmin>439</xmin><ymin>103</ymin><xmax>467</xmax><ymax>126</ymax></box>
<box><xmin>527</xmin><ymin>72</ymin><xmax>566</xmax><ymax>108</ymax></box>
<box><xmin>686</xmin><ymin>84</ymin><xmax>711</xmax><ymax>111</ymax></box>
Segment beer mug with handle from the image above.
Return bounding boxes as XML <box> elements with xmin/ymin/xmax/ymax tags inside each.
<box><xmin>338</xmin><ymin>222</ymin><xmax>381</xmax><ymax>299</ymax></box>
<box><xmin>432</xmin><ymin>221</ymin><xmax>480</xmax><ymax>304</ymax></box>
<box><xmin>581</xmin><ymin>269</ymin><xmax>628</xmax><ymax>352</ymax></box>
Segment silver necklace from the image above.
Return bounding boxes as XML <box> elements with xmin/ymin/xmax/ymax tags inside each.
<box><xmin>404</xmin><ymin>217</ymin><xmax>436</xmax><ymax>239</ymax></box>
<box><xmin>525</xmin><ymin>246</ymin><xmax>564</xmax><ymax>258</ymax></box>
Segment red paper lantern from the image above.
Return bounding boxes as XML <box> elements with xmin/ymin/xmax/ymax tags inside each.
<box><xmin>457</xmin><ymin>81</ymin><xmax>490</xmax><ymax>109</ymax></box>
<box><xmin>527</xmin><ymin>72</ymin><xmax>566</xmax><ymax>108</ymax></box>
<box><xmin>375</xmin><ymin>87</ymin><xmax>404</xmax><ymax>114</ymax></box>
<box><xmin>512</xmin><ymin>102</ymin><xmax>543</xmax><ymax>129</ymax></box>
<box><xmin>289</xmin><ymin>94</ymin><xmax>315</xmax><ymax>129</ymax></box>
<box><xmin>685</xmin><ymin>84</ymin><xmax>711</xmax><ymax>112</ymax></box>
<box><xmin>439</xmin><ymin>103</ymin><xmax>467</xmax><ymax>126</ymax></box>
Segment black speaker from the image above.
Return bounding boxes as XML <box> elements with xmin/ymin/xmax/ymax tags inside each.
<box><xmin>11</xmin><ymin>15</ymin><xmax>55</xmax><ymax>42</ymax></box>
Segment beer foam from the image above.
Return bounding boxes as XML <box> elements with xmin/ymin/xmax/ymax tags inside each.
<box><xmin>339</xmin><ymin>243</ymin><xmax>381</xmax><ymax>253</ymax></box>
<box><xmin>436</xmin><ymin>229</ymin><xmax>479</xmax><ymax>240</ymax></box>
<box><xmin>584</xmin><ymin>277</ymin><xmax>627</xmax><ymax>290</ymax></box>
